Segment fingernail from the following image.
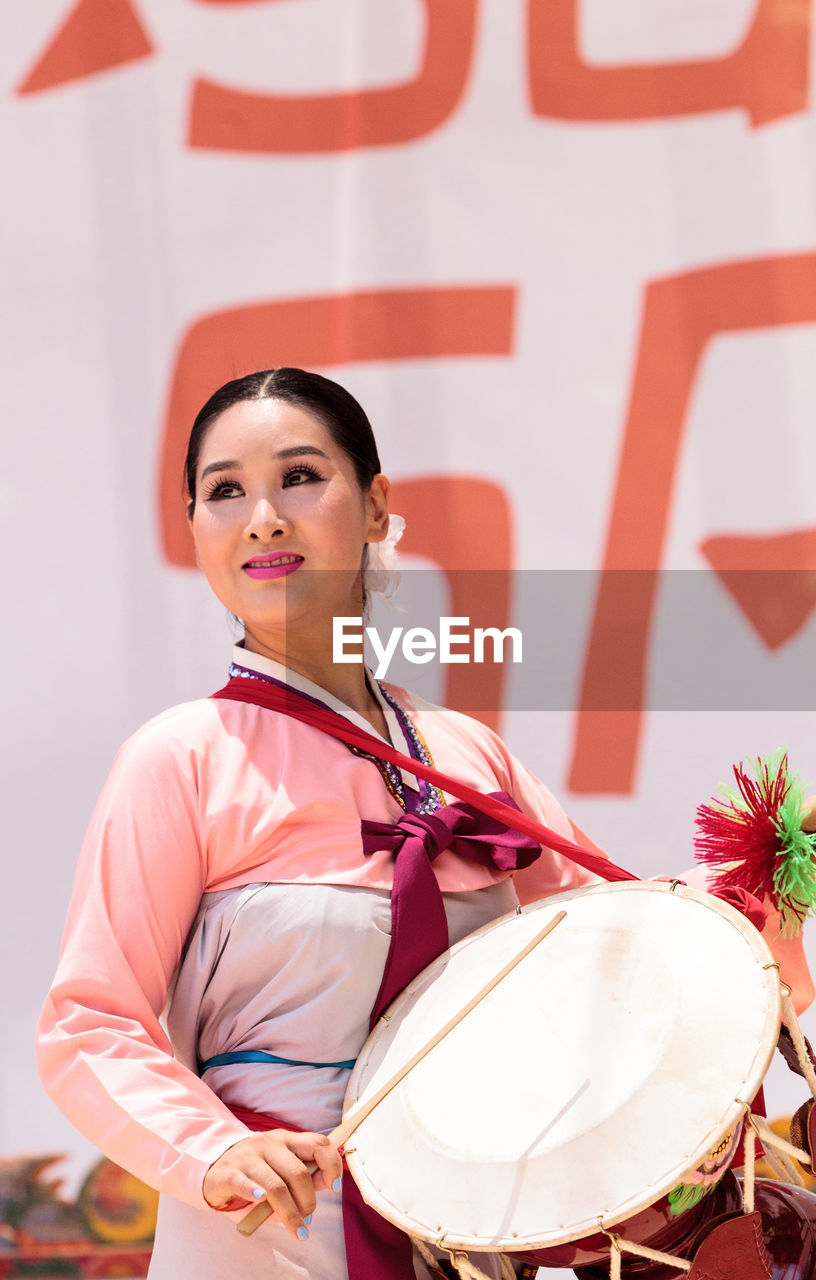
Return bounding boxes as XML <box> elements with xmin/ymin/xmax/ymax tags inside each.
<box><xmin>252</xmin><ymin>1187</ymin><xmax>265</xmax><ymax>1200</ymax></box>
<box><xmin>332</xmin><ymin>1176</ymin><xmax>342</xmax><ymax>1193</ymax></box>
<box><xmin>304</xmin><ymin>1214</ymin><xmax>313</xmax><ymax>1225</ymax></box>
<box><xmin>297</xmin><ymin>1225</ymin><xmax>309</xmax><ymax>1241</ymax></box>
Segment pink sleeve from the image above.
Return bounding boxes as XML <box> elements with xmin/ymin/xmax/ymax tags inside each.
<box><xmin>35</xmin><ymin>720</ymin><xmax>250</xmax><ymax>1209</ymax></box>
<box><xmin>491</xmin><ymin>744</ymin><xmax>607</xmax><ymax>904</ymax></box>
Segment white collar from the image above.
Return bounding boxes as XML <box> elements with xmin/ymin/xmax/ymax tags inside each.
<box><xmin>230</xmin><ymin>644</ymin><xmax>407</xmax><ymax>755</ymax></box>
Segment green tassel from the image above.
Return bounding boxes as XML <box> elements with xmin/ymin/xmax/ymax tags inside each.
<box><xmin>744</xmin><ymin>752</ymin><xmax>816</xmax><ymax>936</ymax></box>
<box><xmin>773</xmin><ymin>766</ymin><xmax>816</xmax><ymax>936</ymax></box>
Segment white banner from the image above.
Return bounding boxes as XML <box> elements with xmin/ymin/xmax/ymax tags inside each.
<box><xmin>4</xmin><ymin>0</ymin><xmax>816</xmax><ymax>1267</ymax></box>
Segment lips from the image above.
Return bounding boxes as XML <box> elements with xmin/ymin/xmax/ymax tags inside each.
<box><xmin>242</xmin><ymin>553</ymin><xmax>304</xmax><ymax>580</ymax></box>
<box><xmin>243</xmin><ymin>555</ymin><xmax>303</xmax><ymax>569</ymax></box>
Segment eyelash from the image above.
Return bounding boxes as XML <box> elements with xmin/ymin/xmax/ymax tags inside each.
<box><xmin>283</xmin><ymin>462</ymin><xmax>323</xmax><ymax>485</ymax></box>
<box><xmin>202</xmin><ymin>477</ymin><xmax>242</xmax><ymax>501</ymax></box>
<box><xmin>201</xmin><ymin>463</ymin><xmax>324</xmax><ymax>501</ymax></box>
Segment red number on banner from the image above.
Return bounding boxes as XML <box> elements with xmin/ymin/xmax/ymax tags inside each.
<box><xmin>17</xmin><ymin>0</ymin><xmax>153</xmax><ymax>94</ymax></box>
<box><xmin>527</xmin><ymin>0</ymin><xmax>810</xmax><ymax>127</ymax></box>
<box><xmin>567</xmin><ymin>254</ymin><xmax>816</xmax><ymax>794</ymax></box>
<box><xmin>188</xmin><ymin>0</ymin><xmax>478</xmax><ymax>152</ymax></box>
<box><xmin>158</xmin><ymin>285</ymin><xmax>515</xmax><ymax>727</ymax></box>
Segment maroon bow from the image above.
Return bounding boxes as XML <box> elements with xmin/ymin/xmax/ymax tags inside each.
<box><xmin>361</xmin><ymin>792</ymin><xmax>542</xmax><ymax>869</ymax></box>
<box><xmin>361</xmin><ymin>793</ymin><xmax>541</xmax><ymax>1027</ymax></box>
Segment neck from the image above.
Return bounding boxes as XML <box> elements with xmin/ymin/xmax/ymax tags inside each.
<box><xmin>242</xmin><ymin>622</ymin><xmax>387</xmax><ymax>733</ymax></box>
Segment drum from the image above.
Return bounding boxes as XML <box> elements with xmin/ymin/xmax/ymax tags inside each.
<box><xmin>342</xmin><ymin>882</ymin><xmax>783</xmax><ymax>1268</ymax></box>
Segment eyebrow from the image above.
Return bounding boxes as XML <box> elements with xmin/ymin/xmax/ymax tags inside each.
<box><xmin>199</xmin><ymin>445</ymin><xmax>329</xmax><ymax>481</ymax></box>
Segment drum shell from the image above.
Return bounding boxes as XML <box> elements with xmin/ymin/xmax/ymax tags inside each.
<box><xmin>524</xmin><ymin>1177</ymin><xmax>816</xmax><ymax>1278</ymax></box>
<box><xmin>516</xmin><ymin>1170</ymin><xmax>743</xmax><ymax>1269</ymax></box>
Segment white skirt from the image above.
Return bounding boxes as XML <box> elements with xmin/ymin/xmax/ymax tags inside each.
<box><xmin>150</xmin><ymin>1192</ymin><xmax>514</xmax><ymax>1279</ymax></box>
<box><xmin>149</xmin><ymin>880</ymin><xmax>520</xmax><ymax>1280</ymax></box>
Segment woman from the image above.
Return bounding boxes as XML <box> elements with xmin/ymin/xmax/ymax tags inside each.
<box><xmin>37</xmin><ymin>367</ymin><xmax>604</xmax><ymax>1279</ymax></box>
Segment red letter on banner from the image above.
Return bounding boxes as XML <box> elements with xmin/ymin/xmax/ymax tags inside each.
<box><xmin>158</xmin><ymin>286</ymin><xmax>515</xmax><ymax>727</ymax></box>
<box><xmin>568</xmin><ymin>255</ymin><xmax>816</xmax><ymax>794</ymax></box>
<box><xmin>390</xmin><ymin>477</ymin><xmax>513</xmax><ymax>729</ymax></box>
<box><xmin>700</xmin><ymin>529</ymin><xmax>816</xmax><ymax>651</ymax></box>
<box><xmin>527</xmin><ymin>0</ymin><xmax>810</xmax><ymax>127</ymax></box>
<box><xmin>17</xmin><ymin>0</ymin><xmax>153</xmax><ymax>94</ymax></box>
<box><xmin>188</xmin><ymin>0</ymin><xmax>477</xmax><ymax>152</ymax></box>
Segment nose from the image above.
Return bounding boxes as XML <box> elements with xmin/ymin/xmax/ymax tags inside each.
<box><xmin>245</xmin><ymin>496</ymin><xmax>287</xmax><ymax>541</ymax></box>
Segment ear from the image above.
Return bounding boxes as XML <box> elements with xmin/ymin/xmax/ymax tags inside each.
<box><xmin>365</xmin><ymin>474</ymin><xmax>391</xmax><ymax>543</ymax></box>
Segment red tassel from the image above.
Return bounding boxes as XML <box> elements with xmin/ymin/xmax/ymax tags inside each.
<box><xmin>694</xmin><ymin>757</ymin><xmax>792</xmax><ymax>906</ymax></box>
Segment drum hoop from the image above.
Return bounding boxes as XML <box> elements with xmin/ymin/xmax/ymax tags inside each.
<box><xmin>344</xmin><ymin>882</ymin><xmax>782</xmax><ymax>1251</ymax></box>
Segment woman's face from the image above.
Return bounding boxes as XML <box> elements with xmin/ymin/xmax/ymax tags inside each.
<box><xmin>188</xmin><ymin>397</ymin><xmax>389</xmax><ymax>652</ymax></box>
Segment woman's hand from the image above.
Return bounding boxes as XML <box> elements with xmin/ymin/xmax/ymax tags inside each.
<box><xmin>203</xmin><ymin>1130</ymin><xmax>343</xmax><ymax>1237</ymax></box>
<box><xmin>802</xmin><ymin>796</ymin><xmax>816</xmax><ymax>834</ymax></box>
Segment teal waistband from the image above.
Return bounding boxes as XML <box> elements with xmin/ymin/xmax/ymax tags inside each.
<box><xmin>200</xmin><ymin>1049</ymin><xmax>357</xmax><ymax>1073</ymax></box>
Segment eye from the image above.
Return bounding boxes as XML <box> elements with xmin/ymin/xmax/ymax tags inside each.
<box><xmin>283</xmin><ymin>463</ymin><xmax>324</xmax><ymax>487</ymax></box>
<box><xmin>202</xmin><ymin>476</ymin><xmax>244</xmax><ymax>501</ymax></box>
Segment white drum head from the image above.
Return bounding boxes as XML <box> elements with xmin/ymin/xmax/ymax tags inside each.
<box><xmin>343</xmin><ymin>882</ymin><xmax>780</xmax><ymax>1250</ymax></box>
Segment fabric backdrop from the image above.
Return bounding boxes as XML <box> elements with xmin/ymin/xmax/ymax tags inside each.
<box><xmin>4</xmin><ymin>0</ymin><xmax>816</xmax><ymax>1220</ymax></box>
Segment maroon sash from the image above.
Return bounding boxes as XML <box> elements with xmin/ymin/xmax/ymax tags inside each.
<box><xmin>211</xmin><ymin>675</ymin><xmax>637</xmax><ymax>882</ymax></box>
<box><xmin>211</xmin><ymin>677</ymin><xmax>764</xmax><ymax>1277</ymax></box>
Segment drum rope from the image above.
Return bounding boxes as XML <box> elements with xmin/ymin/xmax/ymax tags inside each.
<box><xmin>781</xmin><ymin>988</ymin><xmax>816</xmax><ymax>1103</ymax></box>
<box><xmin>412</xmin><ymin>1239</ymin><xmax>517</xmax><ymax>1280</ymax></box>
<box><xmin>449</xmin><ymin>1255</ymin><xmax>492</xmax><ymax>1280</ymax></box>
<box><xmin>750</xmin><ymin>1115</ymin><xmax>807</xmax><ymax>1183</ymax></box>
<box><xmin>413</xmin><ymin>1239</ymin><xmax>438</xmax><ymax>1270</ymax></box>
<box><xmin>756</xmin><ymin>1136</ymin><xmax>804</xmax><ymax>1186</ymax></box>
<box><xmin>609</xmin><ymin>1239</ymin><xmax>621</xmax><ymax>1280</ymax></box>
<box><xmin>603</xmin><ymin>1232</ymin><xmax>691</xmax><ymax>1275</ymax></box>
<box><xmin>742</xmin><ymin>1116</ymin><xmax>756</xmax><ymax>1214</ymax></box>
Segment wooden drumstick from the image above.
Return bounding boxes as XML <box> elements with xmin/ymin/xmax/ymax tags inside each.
<box><xmin>237</xmin><ymin>908</ymin><xmax>567</xmax><ymax>1236</ymax></box>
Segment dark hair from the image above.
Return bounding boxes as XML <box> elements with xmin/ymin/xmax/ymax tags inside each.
<box><xmin>185</xmin><ymin>367</ymin><xmax>381</xmax><ymax>511</ymax></box>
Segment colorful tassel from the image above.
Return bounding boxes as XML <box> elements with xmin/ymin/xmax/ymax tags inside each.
<box><xmin>694</xmin><ymin>751</ymin><xmax>816</xmax><ymax>936</ymax></box>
